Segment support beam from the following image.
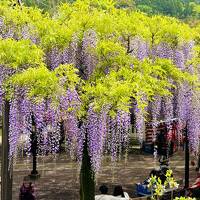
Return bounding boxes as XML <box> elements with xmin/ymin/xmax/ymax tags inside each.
<box><xmin>185</xmin><ymin>122</ymin><xmax>189</xmax><ymax>188</ymax></box>
<box><xmin>1</xmin><ymin>100</ymin><xmax>13</xmax><ymax>200</ymax></box>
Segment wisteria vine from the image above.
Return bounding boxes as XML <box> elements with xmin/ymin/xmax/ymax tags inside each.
<box><xmin>0</xmin><ymin>16</ymin><xmax>199</xmax><ymax>173</ymax></box>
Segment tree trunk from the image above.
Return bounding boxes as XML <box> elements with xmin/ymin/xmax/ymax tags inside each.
<box><xmin>1</xmin><ymin>100</ymin><xmax>13</xmax><ymax>200</ymax></box>
<box><xmin>80</xmin><ymin>136</ymin><xmax>95</xmax><ymax>200</ymax></box>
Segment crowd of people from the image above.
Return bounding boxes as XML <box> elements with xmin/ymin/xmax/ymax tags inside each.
<box><xmin>19</xmin><ymin>177</ymin><xmax>130</xmax><ymax>200</ymax></box>
<box><xmin>18</xmin><ymin>152</ymin><xmax>200</xmax><ymax>200</ymax></box>
<box><xmin>19</xmin><ymin>170</ymin><xmax>200</xmax><ymax>200</ymax></box>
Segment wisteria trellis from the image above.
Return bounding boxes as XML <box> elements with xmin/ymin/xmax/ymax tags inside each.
<box><xmin>0</xmin><ymin>3</ymin><xmax>199</xmax><ymax>174</ymax></box>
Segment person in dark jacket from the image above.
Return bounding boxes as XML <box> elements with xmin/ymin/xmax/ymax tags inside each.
<box><xmin>19</xmin><ymin>176</ymin><xmax>35</xmax><ymax>200</ymax></box>
<box><xmin>113</xmin><ymin>185</ymin><xmax>130</xmax><ymax>199</ymax></box>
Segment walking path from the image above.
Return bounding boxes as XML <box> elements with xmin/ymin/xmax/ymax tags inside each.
<box><xmin>0</xmin><ymin>150</ymin><xmax>198</xmax><ymax>199</ymax></box>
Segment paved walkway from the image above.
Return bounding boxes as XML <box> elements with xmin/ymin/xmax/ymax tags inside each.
<box><xmin>0</xmin><ymin>150</ymin><xmax>198</xmax><ymax>200</ymax></box>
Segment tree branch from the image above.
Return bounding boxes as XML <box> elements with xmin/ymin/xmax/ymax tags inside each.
<box><xmin>126</xmin><ymin>35</ymin><xmax>134</xmax><ymax>54</ymax></box>
<box><xmin>17</xmin><ymin>0</ymin><xmax>22</xmax><ymax>6</ymax></box>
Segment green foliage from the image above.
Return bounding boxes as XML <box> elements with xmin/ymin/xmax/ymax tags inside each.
<box><xmin>54</xmin><ymin>64</ymin><xmax>80</xmax><ymax>89</ymax></box>
<box><xmin>0</xmin><ymin>38</ymin><xmax>44</xmax><ymax>68</ymax></box>
<box><xmin>7</xmin><ymin>66</ymin><xmax>61</xmax><ymax>102</ymax></box>
<box><xmin>146</xmin><ymin>15</ymin><xmax>194</xmax><ymax>46</ymax></box>
<box><xmin>0</xmin><ymin>2</ymin><xmax>73</xmax><ymax>49</ymax></box>
<box><xmin>115</xmin><ymin>0</ymin><xmax>135</xmax><ymax>9</ymax></box>
<box><xmin>0</xmin><ymin>0</ymin><xmax>199</xmax><ymax>116</ymax></box>
<box><xmin>83</xmin><ymin>55</ymin><xmax>196</xmax><ymax>115</ymax></box>
<box><xmin>22</xmin><ymin>0</ymin><xmax>75</xmax><ymax>13</ymax></box>
<box><xmin>135</xmin><ymin>0</ymin><xmax>200</xmax><ymax>20</ymax></box>
<box><xmin>1</xmin><ymin>2</ymin><xmax>199</xmax><ymax>200</ymax></box>
<box><xmin>164</xmin><ymin>170</ymin><xmax>179</xmax><ymax>189</ymax></box>
<box><xmin>34</xmin><ymin>17</ymin><xmax>73</xmax><ymax>49</ymax></box>
<box><xmin>0</xmin><ymin>1</ymin><xmax>44</xmax><ymax>29</ymax></box>
<box><xmin>148</xmin><ymin>169</ymin><xmax>179</xmax><ymax>200</ymax></box>
<box><xmin>174</xmin><ymin>197</ymin><xmax>196</xmax><ymax>200</ymax></box>
<box><xmin>1</xmin><ymin>0</ymin><xmax>195</xmax><ymax>48</ymax></box>
<box><xmin>13</xmin><ymin>0</ymin><xmax>200</xmax><ymax>20</ymax></box>
<box><xmin>6</xmin><ymin>63</ymin><xmax>81</xmax><ymax>102</ymax></box>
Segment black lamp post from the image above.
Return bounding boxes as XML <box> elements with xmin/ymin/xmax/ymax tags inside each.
<box><xmin>29</xmin><ymin>115</ymin><xmax>40</xmax><ymax>179</ymax></box>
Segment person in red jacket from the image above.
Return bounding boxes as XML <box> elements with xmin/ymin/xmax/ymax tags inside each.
<box><xmin>190</xmin><ymin>173</ymin><xmax>200</xmax><ymax>189</ymax></box>
<box><xmin>188</xmin><ymin>173</ymin><xmax>200</xmax><ymax>197</ymax></box>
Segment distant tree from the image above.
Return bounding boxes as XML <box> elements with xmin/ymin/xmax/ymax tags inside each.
<box><xmin>115</xmin><ymin>0</ymin><xmax>135</xmax><ymax>9</ymax></box>
<box><xmin>22</xmin><ymin>0</ymin><xmax>75</xmax><ymax>13</ymax></box>
<box><xmin>135</xmin><ymin>0</ymin><xmax>200</xmax><ymax>19</ymax></box>
<box><xmin>19</xmin><ymin>0</ymin><xmax>200</xmax><ymax>19</ymax></box>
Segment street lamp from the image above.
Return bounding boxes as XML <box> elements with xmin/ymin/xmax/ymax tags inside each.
<box><xmin>29</xmin><ymin>115</ymin><xmax>40</xmax><ymax>180</ymax></box>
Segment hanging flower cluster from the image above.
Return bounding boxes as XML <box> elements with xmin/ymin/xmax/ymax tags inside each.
<box><xmin>134</xmin><ymin>105</ymin><xmax>145</xmax><ymax>143</ymax></box>
<box><xmin>106</xmin><ymin>110</ymin><xmax>131</xmax><ymax>161</ymax></box>
<box><xmin>130</xmin><ymin>37</ymin><xmax>149</xmax><ymax>60</ymax></box>
<box><xmin>81</xmin><ymin>29</ymin><xmax>98</xmax><ymax>77</ymax></box>
<box><xmin>86</xmin><ymin>107</ymin><xmax>131</xmax><ymax>172</ymax></box>
<box><xmin>61</xmin><ymin>89</ymin><xmax>82</xmax><ymax>160</ymax></box>
<box><xmin>138</xmin><ymin>38</ymin><xmax>199</xmax><ymax>152</ymax></box>
<box><xmin>0</xmin><ymin>65</ymin><xmax>15</xmax><ymax>114</ymax></box>
<box><xmin>6</xmin><ymin>88</ymin><xmax>83</xmax><ymax>164</ymax></box>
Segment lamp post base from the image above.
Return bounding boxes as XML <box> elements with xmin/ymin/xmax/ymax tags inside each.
<box><xmin>29</xmin><ymin>172</ymin><xmax>40</xmax><ymax>180</ymax></box>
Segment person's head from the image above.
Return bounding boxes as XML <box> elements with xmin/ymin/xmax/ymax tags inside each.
<box><xmin>23</xmin><ymin>176</ymin><xmax>32</xmax><ymax>187</ymax></box>
<box><xmin>99</xmin><ymin>185</ymin><xmax>108</xmax><ymax>194</ymax></box>
<box><xmin>113</xmin><ymin>185</ymin><xmax>125</xmax><ymax>197</ymax></box>
<box><xmin>159</xmin><ymin>156</ymin><xmax>169</xmax><ymax>165</ymax></box>
<box><xmin>150</xmin><ymin>169</ymin><xmax>159</xmax><ymax>177</ymax></box>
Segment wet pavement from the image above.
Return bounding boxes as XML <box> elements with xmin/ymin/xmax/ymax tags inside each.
<box><xmin>0</xmin><ymin>149</ymin><xmax>198</xmax><ymax>200</ymax></box>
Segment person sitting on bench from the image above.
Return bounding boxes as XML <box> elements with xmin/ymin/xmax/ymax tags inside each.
<box><xmin>113</xmin><ymin>185</ymin><xmax>129</xmax><ymax>199</ymax></box>
<box><xmin>95</xmin><ymin>185</ymin><xmax>129</xmax><ymax>200</ymax></box>
<box><xmin>95</xmin><ymin>185</ymin><xmax>111</xmax><ymax>200</ymax></box>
